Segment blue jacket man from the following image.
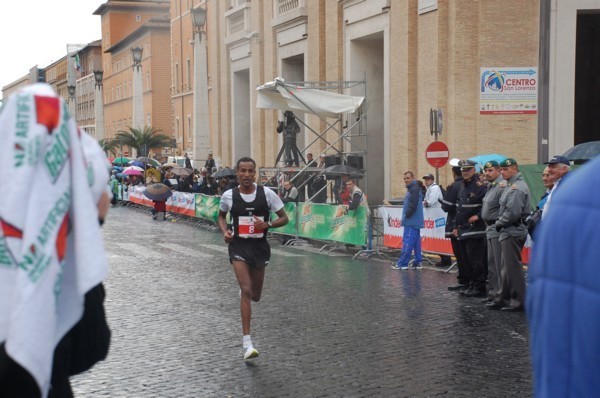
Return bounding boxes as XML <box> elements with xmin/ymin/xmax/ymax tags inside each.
<box><xmin>393</xmin><ymin>171</ymin><xmax>424</xmax><ymax>270</ymax></box>
<box><xmin>527</xmin><ymin>155</ymin><xmax>600</xmax><ymax>397</ymax></box>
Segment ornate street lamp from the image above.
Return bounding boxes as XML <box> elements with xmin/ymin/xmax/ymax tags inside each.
<box><xmin>131</xmin><ymin>46</ymin><xmax>143</xmax><ymax>71</ymax></box>
<box><xmin>191</xmin><ymin>5</ymin><xmax>211</xmax><ymax>163</ymax></box>
<box><xmin>191</xmin><ymin>6</ymin><xmax>207</xmax><ymax>32</ymax></box>
<box><xmin>94</xmin><ymin>70</ymin><xmax>103</xmax><ymax>88</ymax></box>
<box><xmin>67</xmin><ymin>85</ymin><xmax>76</xmax><ymax>100</ymax></box>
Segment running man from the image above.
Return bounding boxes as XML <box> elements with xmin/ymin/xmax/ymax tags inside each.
<box><xmin>218</xmin><ymin>157</ymin><xmax>289</xmax><ymax>359</ymax></box>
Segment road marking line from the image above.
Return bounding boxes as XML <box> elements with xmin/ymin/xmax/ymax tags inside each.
<box><xmin>157</xmin><ymin>243</ymin><xmax>214</xmax><ymax>259</ymax></box>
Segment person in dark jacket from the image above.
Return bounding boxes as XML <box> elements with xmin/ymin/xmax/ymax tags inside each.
<box><xmin>442</xmin><ymin>161</ymin><xmax>468</xmax><ymax>290</ymax></box>
<box><xmin>453</xmin><ymin>159</ymin><xmax>488</xmax><ymax>298</ymax></box>
<box><xmin>392</xmin><ymin>171</ymin><xmax>424</xmax><ymax>270</ymax></box>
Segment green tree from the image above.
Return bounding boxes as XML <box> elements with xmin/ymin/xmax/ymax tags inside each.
<box><xmin>98</xmin><ymin>138</ymin><xmax>119</xmax><ymax>157</ymax></box>
<box><xmin>115</xmin><ymin>126</ymin><xmax>172</xmax><ymax>157</ymax></box>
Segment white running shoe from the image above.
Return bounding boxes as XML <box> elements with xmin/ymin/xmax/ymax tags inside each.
<box><xmin>243</xmin><ymin>346</ymin><xmax>259</xmax><ymax>360</ymax></box>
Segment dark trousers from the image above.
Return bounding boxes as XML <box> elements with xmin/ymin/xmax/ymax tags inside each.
<box><xmin>458</xmin><ymin>238</ymin><xmax>487</xmax><ymax>290</ymax></box>
<box><xmin>450</xmin><ymin>237</ymin><xmax>469</xmax><ymax>285</ymax></box>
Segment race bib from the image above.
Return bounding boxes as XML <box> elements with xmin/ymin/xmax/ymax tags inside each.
<box><xmin>238</xmin><ymin>216</ymin><xmax>265</xmax><ymax>238</ymax></box>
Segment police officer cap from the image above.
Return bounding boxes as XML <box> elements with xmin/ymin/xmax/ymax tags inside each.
<box><xmin>499</xmin><ymin>158</ymin><xmax>518</xmax><ymax>167</ymax></box>
<box><xmin>484</xmin><ymin>160</ymin><xmax>499</xmax><ymax>169</ymax></box>
<box><xmin>458</xmin><ymin>159</ymin><xmax>477</xmax><ymax>169</ymax></box>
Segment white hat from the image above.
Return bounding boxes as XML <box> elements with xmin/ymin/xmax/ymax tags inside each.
<box><xmin>449</xmin><ymin>158</ymin><xmax>460</xmax><ymax>167</ymax></box>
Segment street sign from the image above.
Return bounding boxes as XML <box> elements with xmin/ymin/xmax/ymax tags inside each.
<box><xmin>425</xmin><ymin>141</ymin><xmax>449</xmax><ymax>168</ymax></box>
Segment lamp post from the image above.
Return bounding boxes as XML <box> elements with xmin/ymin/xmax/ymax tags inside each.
<box><xmin>131</xmin><ymin>46</ymin><xmax>144</xmax><ymax>134</ymax></box>
<box><xmin>191</xmin><ymin>6</ymin><xmax>211</xmax><ymax>164</ymax></box>
<box><xmin>94</xmin><ymin>70</ymin><xmax>105</xmax><ymax>140</ymax></box>
<box><xmin>67</xmin><ymin>84</ymin><xmax>76</xmax><ymax>118</ymax></box>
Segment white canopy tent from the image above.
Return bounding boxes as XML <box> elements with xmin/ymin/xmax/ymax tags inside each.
<box><xmin>255</xmin><ymin>78</ymin><xmax>368</xmax><ymax>206</ymax></box>
<box><xmin>256</xmin><ymin>78</ymin><xmax>365</xmax><ymax>118</ymax></box>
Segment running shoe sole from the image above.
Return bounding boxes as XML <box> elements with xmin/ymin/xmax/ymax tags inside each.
<box><xmin>244</xmin><ymin>348</ymin><xmax>259</xmax><ymax>360</ymax></box>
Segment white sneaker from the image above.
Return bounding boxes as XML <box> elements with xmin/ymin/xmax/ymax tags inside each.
<box><xmin>243</xmin><ymin>346</ymin><xmax>259</xmax><ymax>360</ymax></box>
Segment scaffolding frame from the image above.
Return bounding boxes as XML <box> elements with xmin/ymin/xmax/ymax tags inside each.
<box><xmin>257</xmin><ymin>79</ymin><xmax>368</xmax><ymax>203</ymax></box>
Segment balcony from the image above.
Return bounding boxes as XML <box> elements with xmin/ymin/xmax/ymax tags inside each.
<box><xmin>225</xmin><ymin>2</ymin><xmax>251</xmax><ymax>43</ymax></box>
<box><xmin>272</xmin><ymin>0</ymin><xmax>307</xmax><ymax>28</ymax></box>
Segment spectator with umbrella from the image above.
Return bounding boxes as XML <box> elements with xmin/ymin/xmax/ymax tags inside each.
<box><xmin>143</xmin><ymin>183</ymin><xmax>173</xmax><ymax>220</ymax></box>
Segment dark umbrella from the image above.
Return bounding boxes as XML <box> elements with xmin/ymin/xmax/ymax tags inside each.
<box><xmin>135</xmin><ymin>157</ymin><xmax>161</xmax><ymax>167</ymax></box>
<box><xmin>322</xmin><ymin>164</ymin><xmax>363</xmax><ymax>178</ymax></box>
<box><xmin>562</xmin><ymin>140</ymin><xmax>600</xmax><ymax>163</ymax></box>
<box><xmin>169</xmin><ymin>166</ymin><xmax>194</xmax><ymax>177</ymax></box>
<box><xmin>130</xmin><ymin>160</ymin><xmax>145</xmax><ymax>168</ymax></box>
<box><xmin>213</xmin><ymin>167</ymin><xmax>236</xmax><ymax>179</ymax></box>
<box><xmin>143</xmin><ymin>183</ymin><xmax>173</xmax><ymax>202</ymax></box>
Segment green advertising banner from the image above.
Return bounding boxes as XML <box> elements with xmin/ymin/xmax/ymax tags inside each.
<box><xmin>270</xmin><ymin>202</ymin><xmax>297</xmax><ymax>235</ymax></box>
<box><xmin>295</xmin><ymin>203</ymin><xmax>367</xmax><ymax>245</ymax></box>
<box><xmin>194</xmin><ymin>194</ymin><xmax>221</xmax><ymax>223</ymax></box>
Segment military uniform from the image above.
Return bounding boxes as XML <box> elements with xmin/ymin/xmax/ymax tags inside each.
<box><xmin>454</xmin><ymin>160</ymin><xmax>487</xmax><ymax>296</ymax></box>
<box><xmin>481</xmin><ymin>163</ymin><xmax>504</xmax><ymax>302</ymax></box>
<box><xmin>492</xmin><ymin>159</ymin><xmax>531</xmax><ymax>310</ymax></box>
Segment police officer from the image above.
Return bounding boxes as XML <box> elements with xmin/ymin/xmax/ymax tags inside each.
<box><xmin>453</xmin><ymin>159</ymin><xmax>488</xmax><ymax>297</ymax></box>
<box><xmin>487</xmin><ymin>158</ymin><xmax>531</xmax><ymax>311</ymax></box>
<box><xmin>442</xmin><ymin>159</ymin><xmax>469</xmax><ymax>290</ymax></box>
<box><xmin>481</xmin><ymin>160</ymin><xmax>504</xmax><ymax>304</ymax></box>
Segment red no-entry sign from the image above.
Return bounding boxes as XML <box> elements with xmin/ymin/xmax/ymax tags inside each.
<box><xmin>425</xmin><ymin>141</ymin><xmax>449</xmax><ymax>168</ymax></box>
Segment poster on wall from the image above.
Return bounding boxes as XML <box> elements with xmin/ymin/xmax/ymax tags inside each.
<box><xmin>480</xmin><ymin>67</ymin><xmax>538</xmax><ymax>115</ymax></box>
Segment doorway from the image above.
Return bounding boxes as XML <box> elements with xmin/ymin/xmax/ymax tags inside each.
<box><xmin>575</xmin><ymin>13</ymin><xmax>600</xmax><ymax>144</ymax></box>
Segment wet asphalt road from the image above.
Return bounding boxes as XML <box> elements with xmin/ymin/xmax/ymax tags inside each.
<box><xmin>71</xmin><ymin>205</ymin><xmax>532</xmax><ymax>397</ymax></box>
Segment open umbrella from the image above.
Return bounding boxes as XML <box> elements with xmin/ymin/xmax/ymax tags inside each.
<box><xmin>161</xmin><ymin>162</ymin><xmax>178</xmax><ymax>170</ymax></box>
<box><xmin>169</xmin><ymin>166</ymin><xmax>193</xmax><ymax>177</ymax></box>
<box><xmin>130</xmin><ymin>160</ymin><xmax>145</xmax><ymax>168</ymax></box>
<box><xmin>124</xmin><ymin>165</ymin><xmax>144</xmax><ymax>172</ymax></box>
<box><xmin>123</xmin><ymin>168</ymin><xmax>143</xmax><ymax>176</ymax></box>
<box><xmin>468</xmin><ymin>154</ymin><xmax>507</xmax><ymax>171</ymax></box>
<box><xmin>143</xmin><ymin>183</ymin><xmax>172</xmax><ymax>202</ymax></box>
<box><xmin>112</xmin><ymin>157</ymin><xmax>131</xmax><ymax>166</ymax></box>
<box><xmin>322</xmin><ymin>164</ymin><xmax>363</xmax><ymax>178</ymax></box>
<box><xmin>135</xmin><ymin>157</ymin><xmax>161</xmax><ymax>167</ymax></box>
<box><xmin>562</xmin><ymin>140</ymin><xmax>600</xmax><ymax>163</ymax></box>
<box><xmin>213</xmin><ymin>167</ymin><xmax>236</xmax><ymax>179</ymax></box>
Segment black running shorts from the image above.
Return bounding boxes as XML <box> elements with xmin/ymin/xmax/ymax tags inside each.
<box><xmin>228</xmin><ymin>238</ymin><xmax>271</xmax><ymax>269</ymax></box>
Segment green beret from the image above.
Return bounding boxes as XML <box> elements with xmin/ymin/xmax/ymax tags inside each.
<box><xmin>484</xmin><ymin>160</ymin><xmax>499</xmax><ymax>169</ymax></box>
<box><xmin>499</xmin><ymin>158</ymin><xmax>517</xmax><ymax>167</ymax></box>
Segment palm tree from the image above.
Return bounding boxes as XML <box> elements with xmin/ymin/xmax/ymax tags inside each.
<box><xmin>98</xmin><ymin>138</ymin><xmax>119</xmax><ymax>157</ymax></box>
<box><xmin>115</xmin><ymin>126</ymin><xmax>172</xmax><ymax>157</ymax></box>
